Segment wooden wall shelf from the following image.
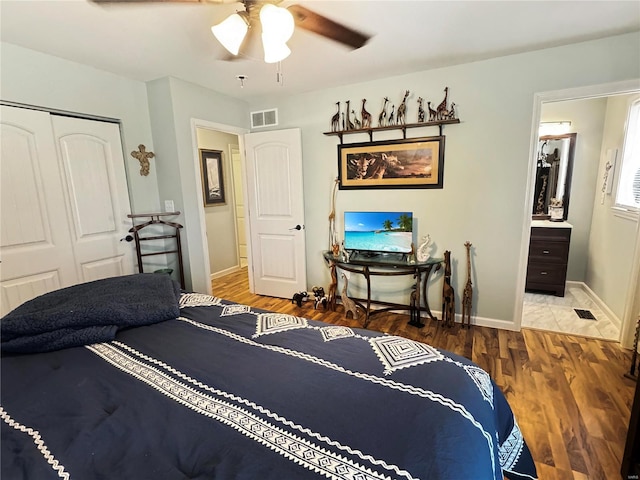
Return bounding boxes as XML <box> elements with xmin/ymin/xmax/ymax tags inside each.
<box><xmin>323</xmin><ymin>118</ymin><xmax>460</xmax><ymax>143</ymax></box>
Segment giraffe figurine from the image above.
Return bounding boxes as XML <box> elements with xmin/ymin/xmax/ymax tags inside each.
<box><xmin>352</xmin><ymin>110</ymin><xmax>361</xmax><ymax>129</ymax></box>
<box><xmin>330</xmin><ymin>102</ymin><xmax>340</xmax><ymax>132</ymax></box>
<box><xmin>436</xmin><ymin>87</ymin><xmax>449</xmax><ymax>120</ymax></box>
<box><xmin>345</xmin><ymin>100</ymin><xmax>355</xmax><ymax>130</ymax></box>
<box><xmin>388</xmin><ymin>105</ymin><xmax>396</xmax><ymax>126</ymax></box>
<box><xmin>341</xmin><ymin>273</ymin><xmax>358</xmax><ymax>320</ymax></box>
<box><xmin>427</xmin><ymin>101</ymin><xmax>437</xmax><ymax>122</ymax></box>
<box><xmin>461</xmin><ymin>242</ymin><xmax>473</xmax><ymax>329</ymax></box>
<box><xmin>396</xmin><ymin>90</ymin><xmax>410</xmax><ymax>125</ymax></box>
<box><xmin>441</xmin><ymin>250</ymin><xmax>455</xmax><ymax>327</ymax></box>
<box><xmin>417</xmin><ymin>97</ymin><xmax>425</xmax><ymax>123</ymax></box>
<box><xmin>378</xmin><ymin>97</ymin><xmax>389</xmax><ymax>127</ymax></box>
<box><xmin>448</xmin><ymin>102</ymin><xmax>457</xmax><ymax>120</ymax></box>
<box><xmin>361</xmin><ymin>99</ymin><xmax>372</xmax><ymax>128</ymax></box>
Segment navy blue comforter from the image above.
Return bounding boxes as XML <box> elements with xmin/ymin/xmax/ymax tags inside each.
<box><xmin>1</xmin><ymin>289</ymin><xmax>537</xmax><ymax>480</ymax></box>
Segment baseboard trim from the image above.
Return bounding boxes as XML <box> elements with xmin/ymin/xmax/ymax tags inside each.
<box><xmin>210</xmin><ymin>265</ymin><xmax>241</xmax><ymax>280</ymax></box>
<box><xmin>427</xmin><ymin>309</ymin><xmax>520</xmax><ymax>331</ymax></box>
<box><xmin>566</xmin><ymin>281</ymin><xmax>621</xmax><ymax>329</ymax></box>
<box><xmin>334</xmin><ymin>299</ymin><xmax>520</xmax><ymax>332</ymax></box>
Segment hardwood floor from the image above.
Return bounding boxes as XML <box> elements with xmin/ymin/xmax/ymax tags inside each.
<box><xmin>212</xmin><ymin>268</ymin><xmax>636</xmax><ymax>480</ymax></box>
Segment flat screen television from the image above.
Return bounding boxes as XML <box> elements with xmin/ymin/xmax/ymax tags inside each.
<box><xmin>344</xmin><ymin>211</ymin><xmax>413</xmax><ymax>254</ymax></box>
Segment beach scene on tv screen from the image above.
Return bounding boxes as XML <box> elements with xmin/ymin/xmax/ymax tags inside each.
<box><xmin>344</xmin><ymin>211</ymin><xmax>413</xmax><ymax>253</ymax></box>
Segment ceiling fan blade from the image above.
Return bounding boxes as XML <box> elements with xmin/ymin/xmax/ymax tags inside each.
<box><xmin>90</xmin><ymin>0</ymin><xmax>220</xmax><ymax>4</ymax></box>
<box><xmin>287</xmin><ymin>4</ymin><xmax>370</xmax><ymax>50</ymax></box>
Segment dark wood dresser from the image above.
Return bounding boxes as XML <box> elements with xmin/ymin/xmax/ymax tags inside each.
<box><xmin>525</xmin><ymin>223</ymin><xmax>572</xmax><ymax>296</ymax></box>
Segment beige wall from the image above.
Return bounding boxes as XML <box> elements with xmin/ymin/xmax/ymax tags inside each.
<box><xmin>196</xmin><ymin>128</ymin><xmax>241</xmax><ymax>275</ymax></box>
<box><xmin>587</xmin><ymin>93</ymin><xmax>640</xmax><ymax>319</ymax></box>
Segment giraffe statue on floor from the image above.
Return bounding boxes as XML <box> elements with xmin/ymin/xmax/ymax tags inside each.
<box><xmin>461</xmin><ymin>242</ymin><xmax>473</xmax><ymax>328</ymax></box>
<box><xmin>441</xmin><ymin>250</ymin><xmax>455</xmax><ymax>327</ymax></box>
<box><xmin>341</xmin><ymin>273</ymin><xmax>358</xmax><ymax>319</ymax></box>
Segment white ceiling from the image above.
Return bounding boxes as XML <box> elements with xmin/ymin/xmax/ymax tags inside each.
<box><xmin>1</xmin><ymin>0</ymin><xmax>639</xmax><ymax>101</ymax></box>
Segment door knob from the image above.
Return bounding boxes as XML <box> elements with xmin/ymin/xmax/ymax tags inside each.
<box><xmin>289</xmin><ymin>225</ymin><xmax>304</xmax><ymax>231</ymax></box>
<box><xmin>120</xmin><ymin>235</ymin><xmax>134</xmax><ymax>242</ymax></box>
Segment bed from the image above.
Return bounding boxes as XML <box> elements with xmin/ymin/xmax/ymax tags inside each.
<box><xmin>1</xmin><ymin>274</ymin><xmax>537</xmax><ymax>480</ymax></box>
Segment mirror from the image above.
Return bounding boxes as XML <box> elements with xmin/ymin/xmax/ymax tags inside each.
<box><xmin>532</xmin><ymin>132</ymin><xmax>576</xmax><ymax>221</ymax></box>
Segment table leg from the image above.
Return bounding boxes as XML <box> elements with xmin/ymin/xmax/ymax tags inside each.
<box><xmin>363</xmin><ymin>267</ymin><xmax>372</xmax><ymax>328</ymax></box>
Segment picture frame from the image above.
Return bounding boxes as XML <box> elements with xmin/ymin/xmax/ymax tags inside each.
<box><xmin>200</xmin><ymin>149</ymin><xmax>226</xmax><ymax>206</ymax></box>
<box><xmin>338</xmin><ymin>136</ymin><xmax>445</xmax><ymax>189</ymax></box>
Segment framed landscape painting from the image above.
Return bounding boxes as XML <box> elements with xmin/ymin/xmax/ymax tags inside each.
<box><xmin>338</xmin><ymin>136</ymin><xmax>445</xmax><ymax>190</ymax></box>
<box><xmin>200</xmin><ymin>149</ymin><xmax>226</xmax><ymax>206</ymax></box>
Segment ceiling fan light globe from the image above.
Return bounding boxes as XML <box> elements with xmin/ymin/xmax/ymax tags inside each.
<box><xmin>260</xmin><ymin>4</ymin><xmax>294</xmax><ymax>42</ymax></box>
<box><xmin>262</xmin><ymin>36</ymin><xmax>291</xmax><ymax>63</ymax></box>
<box><xmin>211</xmin><ymin>13</ymin><xmax>248</xmax><ymax>55</ymax></box>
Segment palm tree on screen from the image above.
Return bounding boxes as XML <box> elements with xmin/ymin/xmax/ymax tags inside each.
<box><xmin>397</xmin><ymin>214</ymin><xmax>412</xmax><ymax>232</ymax></box>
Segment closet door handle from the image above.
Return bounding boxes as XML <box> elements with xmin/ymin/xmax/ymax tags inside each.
<box><xmin>540</xmin><ymin>271</ymin><xmax>548</xmax><ymax>275</ymax></box>
<box><xmin>542</xmin><ymin>250</ymin><xmax>550</xmax><ymax>254</ymax></box>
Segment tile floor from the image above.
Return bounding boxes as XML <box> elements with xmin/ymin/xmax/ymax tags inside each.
<box><xmin>522</xmin><ymin>284</ymin><xmax>619</xmax><ymax>341</ymax></box>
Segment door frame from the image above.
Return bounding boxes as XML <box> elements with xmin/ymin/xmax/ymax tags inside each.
<box><xmin>516</xmin><ymin>78</ymin><xmax>640</xmax><ymax>348</ymax></box>
<box><xmin>190</xmin><ymin>118</ymin><xmax>252</xmax><ymax>294</ymax></box>
<box><xmin>228</xmin><ymin>144</ymin><xmax>247</xmax><ymax>268</ymax></box>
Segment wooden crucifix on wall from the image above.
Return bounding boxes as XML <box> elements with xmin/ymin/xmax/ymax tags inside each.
<box><xmin>131</xmin><ymin>144</ymin><xmax>155</xmax><ymax>176</ymax></box>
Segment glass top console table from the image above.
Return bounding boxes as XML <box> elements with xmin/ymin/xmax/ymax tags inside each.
<box><xmin>322</xmin><ymin>251</ymin><xmax>443</xmax><ymax>328</ymax></box>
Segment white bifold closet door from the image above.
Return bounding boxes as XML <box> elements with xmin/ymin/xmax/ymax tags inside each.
<box><xmin>0</xmin><ymin>106</ymin><xmax>134</xmax><ymax>316</ymax></box>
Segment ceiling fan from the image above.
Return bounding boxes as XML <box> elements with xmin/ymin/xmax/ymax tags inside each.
<box><xmin>90</xmin><ymin>0</ymin><xmax>371</xmax><ymax>63</ymax></box>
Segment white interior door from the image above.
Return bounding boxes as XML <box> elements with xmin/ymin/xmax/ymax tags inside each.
<box><xmin>244</xmin><ymin>128</ymin><xmax>306</xmax><ymax>298</ymax></box>
<box><xmin>52</xmin><ymin>115</ymin><xmax>134</xmax><ymax>282</ymax></box>
<box><xmin>0</xmin><ymin>106</ymin><xmax>134</xmax><ymax>315</ymax></box>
